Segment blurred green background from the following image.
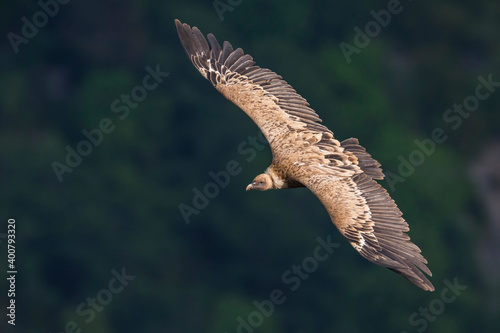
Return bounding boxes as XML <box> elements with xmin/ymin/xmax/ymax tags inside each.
<box><xmin>1</xmin><ymin>0</ymin><xmax>499</xmax><ymax>332</ymax></box>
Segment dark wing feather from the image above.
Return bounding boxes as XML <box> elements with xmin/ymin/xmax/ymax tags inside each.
<box><xmin>341</xmin><ymin>138</ymin><xmax>384</xmax><ymax>180</ymax></box>
<box><xmin>353</xmin><ymin>174</ymin><xmax>433</xmax><ymax>290</ymax></box>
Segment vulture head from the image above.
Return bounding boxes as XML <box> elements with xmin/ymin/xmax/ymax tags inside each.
<box><xmin>246</xmin><ymin>174</ymin><xmax>273</xmax><ymax>191</ymax></box>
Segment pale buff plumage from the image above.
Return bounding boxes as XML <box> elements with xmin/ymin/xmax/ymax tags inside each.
<box><xmin>175</xmin><ymin>19</ymin><xmax>434</xmax><ymax>291</ymax></box>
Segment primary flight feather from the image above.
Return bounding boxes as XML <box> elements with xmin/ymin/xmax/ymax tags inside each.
<box><xmin>175</xmin><ymin>19</ymin><xmax>434</xmax><ymax>291</ymax></box>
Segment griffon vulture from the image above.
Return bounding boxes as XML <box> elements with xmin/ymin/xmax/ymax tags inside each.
<box><xmin>175</xmin><ymin>19</ymin><xmax>434</xmax><ymax>291</ymax></box>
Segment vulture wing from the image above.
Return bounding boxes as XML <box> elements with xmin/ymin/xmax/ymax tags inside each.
<box><xmin>298</xmin><ymin>171</ymin><xmax>434</xmax><ymax>291</ymax></box>
<box><xmin>175</xmin><ymin>19</ymin><xmax>433</xmax><ymax>291</ymax></box>
<box><xmin>176</xmin><ymin>20</ymin><xmax>336</xmax><ymax>160</ymax></box>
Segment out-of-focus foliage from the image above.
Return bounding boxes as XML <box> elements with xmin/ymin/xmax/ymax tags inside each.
<box><xmin>0</xmin><ymin>0</ymin><xmax>499</xmax><ymax>332</ymax></box>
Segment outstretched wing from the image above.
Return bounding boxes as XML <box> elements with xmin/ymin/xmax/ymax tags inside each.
<box><xmin>175</xmin><ymin>20</ymin><xmax>337</xmax><ymax>159</ymax></box>
<box><xmin>299</xmin><ymin>171</ymin><xmax>434</xmax><ymax>291</ymax></box>
<box><xmin>175</xmin><ymin>19</ymin><xmax>385</xmax><ymax>179</ymax></box>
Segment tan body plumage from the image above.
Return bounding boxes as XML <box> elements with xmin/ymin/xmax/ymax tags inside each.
<box><xmin>175</xmin><ymin>19</ymin><xmax>434</xmax><ymax>291</ymax></box>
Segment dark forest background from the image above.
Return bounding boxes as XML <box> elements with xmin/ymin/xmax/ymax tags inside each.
<box><xmin>1</xmin><ymin>0</ymin><xmax>499</xmax><ymax>332</ymax></box>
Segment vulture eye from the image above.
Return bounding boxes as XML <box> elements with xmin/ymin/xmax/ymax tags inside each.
<box><xmin>258</xmin><ymin>181</ymin><xmax>265</xmax><ymax>186</ymax></box>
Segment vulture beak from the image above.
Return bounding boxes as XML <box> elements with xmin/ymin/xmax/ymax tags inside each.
<box><xmin>246</xmin><ymin>182</ymin><xmax>255</xmax><ymax>191</ymax></box>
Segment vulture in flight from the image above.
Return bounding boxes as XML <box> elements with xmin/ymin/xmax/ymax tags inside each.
<box><xmin>175</xmin><ymin>19</ymin><xmax>434</xmax><ymax>291</ymax></box>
